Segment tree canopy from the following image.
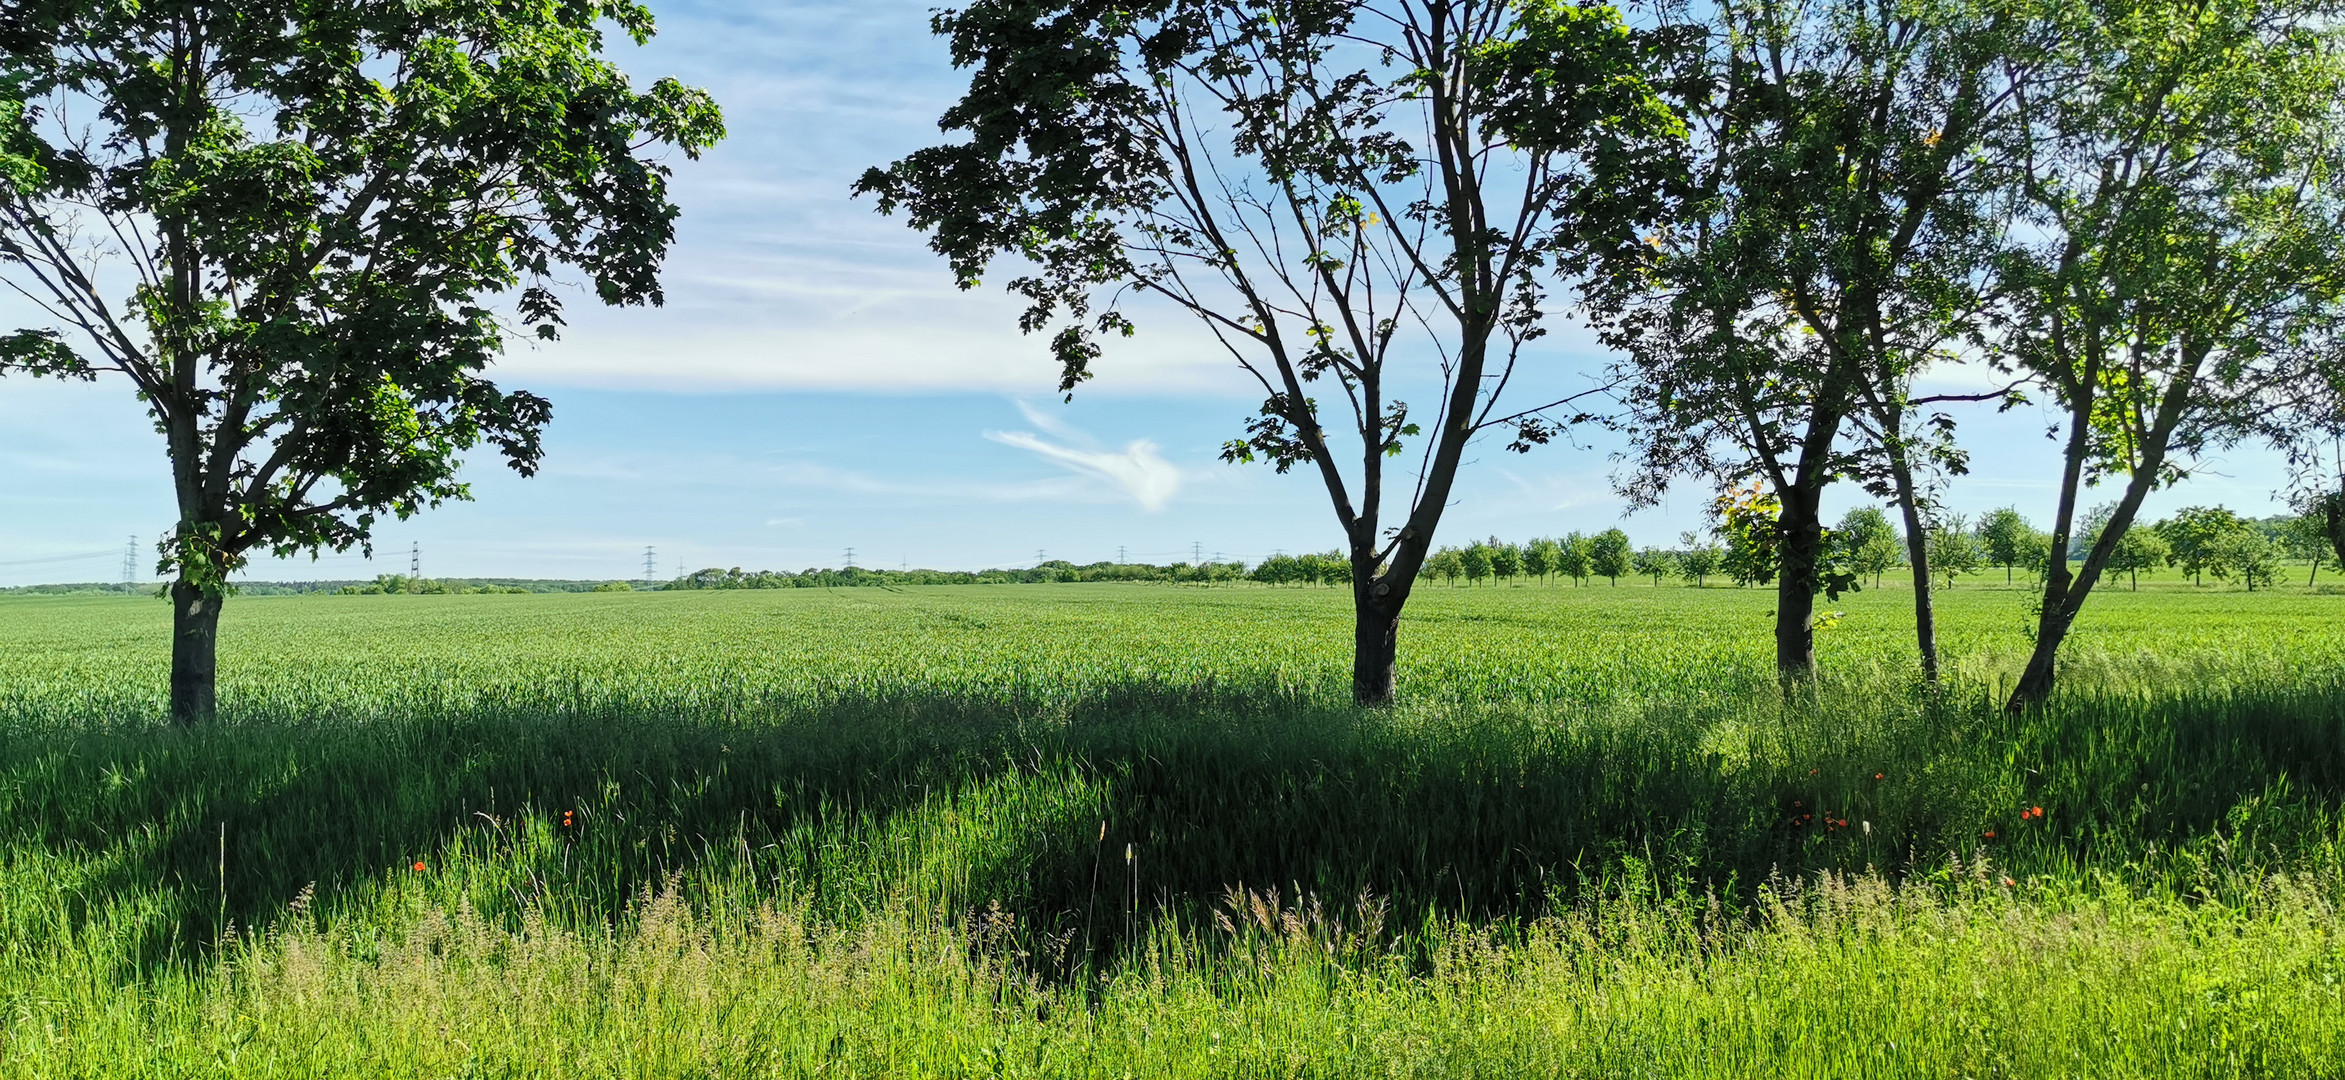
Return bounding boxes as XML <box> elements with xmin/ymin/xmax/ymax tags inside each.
<box><xmin>858</xmin><ymin>0</ymin><xmax>1685</xmax><ymax>703</ymax></box>
<box><xmin>0</xmin><ymin>0</ymin><xmax>723</xmax><ymax>720</ymax></box>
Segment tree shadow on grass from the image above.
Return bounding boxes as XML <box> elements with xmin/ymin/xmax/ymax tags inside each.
<box><xmin>2</xmin><ymin>677</ymin><xmax>2341</xmax><ymax>980</ymax></box>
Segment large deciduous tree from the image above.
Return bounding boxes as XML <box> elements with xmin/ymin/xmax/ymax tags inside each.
<box><xmin>858</xmin><ymin>0</ymin><xmax>1682</xmax><ymax>703</ymax></box>
<box><xmin>0</xmin><ymin>0</ymin><xmax>722</xmax><ymax>722</ymax></box>
<box><xmin>1998</xmin><ymin>0</ymin><xmax>2345</xmax><ymax>709</ymax></box>
<box><xmin>1590</xmin><ymin>0</ymin><xmax>2040</xmax><ymax>682</ymax></box>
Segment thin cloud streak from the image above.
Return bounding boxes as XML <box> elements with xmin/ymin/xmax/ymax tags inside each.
<box><xmin>984</xmin><ymin>430</ymin><xmax>1184</xmax><ymax>511</ymax></box>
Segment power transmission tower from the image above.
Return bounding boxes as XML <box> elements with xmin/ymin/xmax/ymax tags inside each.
<box><xmin>844</xmin><ymin>547</ymin><xmax>855</xmax><ymax>568</ymax></box>
<box><xmin>410</xmin><ymin>542</ymin><xmax>420</xmax><ymax>578</ymax></box>
<box><xmin>1118</xmin><ymin>545</ymin><xmax>1126</xmax><ymax>563</ymax></box>
<box><xmin>122</xmin><ymin>535</ymin><xmax>137</xmax><ymax>586</ymax></box>
<box><xmin>1192</xmin><ymin>541</ymin><xmax>1202</xmax><ymax>565</ymax></box>
<box><xmin>1036</xmin><ymin>548</ymin><xmax>1046</xmax><ymax>567</ymax></box>
<box><xmin>643</xmin><ymin>546</ymin><xmax>656</xmax><ymax>581</ymax></box>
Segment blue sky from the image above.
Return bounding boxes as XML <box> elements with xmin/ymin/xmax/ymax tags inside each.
<box><xmin>0</xmin><ymin>1</ymin><xmax>2304</xmax><ymax>586</ymax></box>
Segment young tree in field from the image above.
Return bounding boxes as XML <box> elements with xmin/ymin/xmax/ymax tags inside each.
<box><xmin>1317</xmin><ymin>551</ymin><xmax>1356</xmax><ymax>587</ymax></box>
<box><xmin>1462</xmin><ymin>541</ymin><xmax>1493</xmax><ymax>586</ymax></box>
<box><xmin>1632</xmin><ymin>547</ymin><xmax>1677</xmax><ymax>586</ymax></box>
<box><xmin>1590</xmin><ymin>528</ymin><xmax>1632</xmax><ymax>585</ymax></box>
<box><xmin>1999</xmin><ymin>0</ymin><xmax>2345</xmax><ymax>709</ymax></box>
<box><xmin>857</xmin><ymin>0</ymin><xmax>1682</xmax><ymax>704</ymax></box>
<box><xmin>1523</xmin><ymin>538</ymin><xmax>1557</xmax><ymax>585</ymax></box>
<box><xmin>1836</xmin><ymin>507</ymin><xmax>1901</xmax><ymax>588</ymax></box>
<box><xmin>2216</xmin><ymin>529</ymin><xmax>2281</xmax><ymax>591</ymax></box>
<box><xmin>1927</xmin><ymin>514</ymin><xmax>1981</xmax><ymax>588</ymax></box>
<box><xmin>2159</xmin><ymin>507</ymin><xmax>2252</xmax><ymax>587</ymax></box>
<box><xmin>1975</xmin><ymin>507</ymin><xmax>2038</xmax><ymax>584</ymax></box>
<box><xmin>1557</xmin><ymin>532</ymin><xmax>1596</xmax><ymax>585</ymax></box>
<box><xmin>1488</xmin><ymin>539</ymin><xmax>1522</xmax><ymax>585</ymax></box>
<box><xmin>1427</xmin><ymin>547</ymin><xmax>1465</xmax><ymax>586</ymax></box>
<box><xmin>1251</xmin><ymin>553</ymin><xmax>1298</xmax><ymax>586</ymax></box>
<box><xmin>0</xmin><ymin>0</ymin><xmax>721</xmax><ymax>722</ymax></box>
<box><xmin>2106</xmin><ymin>524</ymin><xmax>2169</xmax><ymax>591</ymax></box>
<box><xmin>1591</xmin><ymin>0</ymin><xmax>2041</xmax><ymax>679</ymax></box>
<box><xmin>1677</xmin><ymin>531</ymin><xmax>1722</xmax><ymax>586</ymax></box>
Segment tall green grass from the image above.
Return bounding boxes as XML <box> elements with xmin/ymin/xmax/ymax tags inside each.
<box><xmin>1</xmin><ymin>585</ymin><xmax>2341</xmax><ymax>1076</ymax></box>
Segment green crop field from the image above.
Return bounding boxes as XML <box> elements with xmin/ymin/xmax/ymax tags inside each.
<box><xmin>3</xmin><ymin>583</ymin><xmax>2343</xmax><ymax>1077</ymax></box>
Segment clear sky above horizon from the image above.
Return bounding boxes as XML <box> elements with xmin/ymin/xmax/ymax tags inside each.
<box><xmin>0</xmin><ymin>1</ymin><xmax>2306</xmax><ymax>587</ymax></box>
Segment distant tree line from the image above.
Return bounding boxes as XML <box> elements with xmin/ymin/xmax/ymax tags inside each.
<box><xmin>1405</xmin><ymin>502</ymin><xmax>2340</xmax><ymax>594</ymax></box>
<box><xmin>336</xmin><ymin>575</ymin><xmax>533</xmax><ymax>596</ymax></box>
<box><xmin>664</xmin><ymin>497</ymin><xmax>2340</xmax><ymax>596</ymax></box>
<box><xmin>666</xmin><ymin>560</ymin><xmax>1254</xmax><ymax>590</ymax></box>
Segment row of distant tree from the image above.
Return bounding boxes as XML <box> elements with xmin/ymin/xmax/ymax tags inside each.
<box><xmin>1406</xmin><ymin>503</ymin><xmax>2339</xmax><ymax>593</ymax></box>
<box><xmin>1825</xmin><ymin>504</ymin><xmax>2336</xmax><ymax>592</ymax></box>
<box><xmin>665</xmin><ymin>561</ymin><xmax>1255</xmax><ymax>591</ymax></box>
<box><xmin>659</xmin><ymin>501</ymin><xmax>2334</xmax><ymax>596</ymax></box>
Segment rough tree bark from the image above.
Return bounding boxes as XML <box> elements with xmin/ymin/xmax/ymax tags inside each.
<box><xmin>168</xmin><ymin>580</ymin><xmax>222</xmax><ymax>725</ymax></box>
<box><xmin>1773</xmin><ymin>484</ymin><xmax>1828</xmax><ymax>676</ymax></box>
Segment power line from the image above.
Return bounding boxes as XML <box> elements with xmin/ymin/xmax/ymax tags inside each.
<box><xmin>0</xmin><ymin>549</ymin><xmax>120</xmax><ymax>568</ymax></box>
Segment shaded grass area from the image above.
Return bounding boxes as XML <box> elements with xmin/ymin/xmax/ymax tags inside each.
<box><xmin>4</xmin><ymin>681</ymin><xmax>2342</xmax><ymax>967</ymax></box>
<box><xmin>2</xmin><ymin>587</ymin><xmax>2344</xmax><ymax>1075</ymax></box>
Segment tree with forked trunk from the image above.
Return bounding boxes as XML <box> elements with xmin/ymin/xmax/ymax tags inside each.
<box><xmin>1998</xmin><ymin>0</ymin><xmax>2345</xmax><ymax>710</ymax></box>
<box><xmin>1589</xmin><ymin>0</ymin><xmax>2045</xmax><ymax>682</ymax></box>
<box><xmin>857</xmin><ymin>0</ymin><xmax>1683</xmax><ymax>704</ymax></box>
<box><xmin>0</xmin><ymin>0</ymin><xmax>722</xmax><ymax>723</ymax></box>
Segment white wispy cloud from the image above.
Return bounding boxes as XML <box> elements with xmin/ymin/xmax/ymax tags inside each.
<box><xmin>984</xmin><ymin>423</ymin><xmax>1184</xmax><ymax>512</ymax></box>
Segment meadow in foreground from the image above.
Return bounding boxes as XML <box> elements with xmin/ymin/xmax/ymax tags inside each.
<box><xmin>1</xmin><ymin>583</ymin><xmax>2341</xmax><ymax>1077</ymax></box>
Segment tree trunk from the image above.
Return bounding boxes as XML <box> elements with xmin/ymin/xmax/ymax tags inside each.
<box><xmin>1774</xmin><ymin>488</ymin><xmax>1826</xmax><ymax>679</ymax></box>
<box><xmin>170</xmin><ymin>578</ymin><xmax>222</xmax><ymax>724</ymax></box>
<box><xmin>2009</xmin><ymin>373</ymin><xmax>2190</xmax><ymax>712</ymax></box>
<box><xmin>2325</xmin><ymin>492</ymin><xmax>2345</xmax><ymax>572</ymax></box>
<box><xmin>1883</xmin><ymin>442</ymin><xmax>1940</xmax><ymax>683</ymax></box>
<box><xmin>1351</xmin><ymin>583</ymin><xmax>1401</xmax><ymax>706</ymax></box>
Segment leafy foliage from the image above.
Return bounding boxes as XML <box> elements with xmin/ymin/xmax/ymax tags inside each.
<box><xmin>856</xmin><ymin>0</ymin><xmax>1685</xmax><ymax>700</ymax></box>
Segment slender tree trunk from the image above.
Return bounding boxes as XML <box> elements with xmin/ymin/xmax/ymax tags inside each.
<box><xmin>1881</xmin><ymin>439</ymin><xmax>1940</xmax><ymax>682</ymax></box>
<box><xmin>2325</xmin><ymin>492</ymin><xmax>2345</xmax><ymax>571</ymax></box>
<box><xmin>2009</xmin><ymin>399</ymin><xmax>2098</xmax><ymax>710</ymax></box>
<box><xmin>1774</xmin><ymin>486</ymin><xmax>1826</xmax><ymax>679</ymax></box>
<box><xmin>2010</xmin><ymin>377</ymin><xmax>2189</xmax><ymax>711</ymax></box>
<box><xmin>170</xmin><ymin>577</ymin><xmax>222</xmax><ymax>724</ymax></box>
